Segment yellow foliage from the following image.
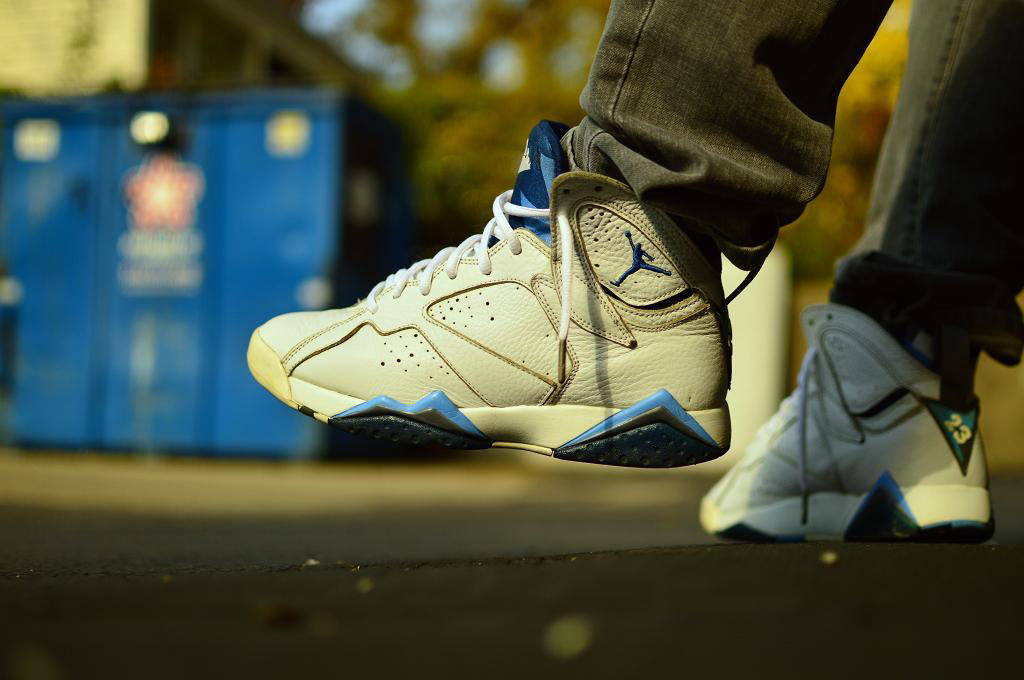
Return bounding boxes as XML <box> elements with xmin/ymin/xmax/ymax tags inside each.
<box><xmin>360</xmin><ymin>0</ymin><xmax>912</xmax><ymax>275</ymax></box>
<box><xmin>361</xmin><ymin>0</ymin><xmax>608</xmax><ymax>258</ymax></box>
<box><xmin>781</xmin><ymin>0</ymin><xmax>911</xmax><ymax>277</ymax></box>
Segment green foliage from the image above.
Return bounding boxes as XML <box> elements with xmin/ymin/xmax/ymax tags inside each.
<box><xmin>349</xmin><ymin>0</ymin><xmax>608</xmax><ymax>258</ymax></box>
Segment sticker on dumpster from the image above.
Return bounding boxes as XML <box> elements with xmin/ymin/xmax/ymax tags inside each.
<box><xmin>13</xmin><ymin>119</ymin><xmax>61</xmax><ymax>161</ymax></box>
<box><xmin>119</xmin><ymin>154</ymin><xmax>205</xmax><ymax>295</ymax></box>
<box><xmin>266</xmin><ymin>110</ymin><xmax>311</xmax><ymax>157</ymax></box>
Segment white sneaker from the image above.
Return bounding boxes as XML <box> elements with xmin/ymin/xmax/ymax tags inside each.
<box><xmin>247</xmin><ymin>121</ymin><xmax>732</xmax><ymax>467</ymax></box>
<box><xmin>701</xmin><ymin>302</ymin><xmax>993</xmax><ymax>542</ymax></box>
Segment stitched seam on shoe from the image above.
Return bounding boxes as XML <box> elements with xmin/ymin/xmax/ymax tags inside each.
<box><xmin>533</xmin><ymin>272</ymin><xmax>627</xmax><ymax>346</ymax></box>
<box><xmin>553</xmin><ymin>191</ymin><xmax>636</xmax><ymax>345</ymax></box>
<box><xmin>290</xmin><ymin>320</ymin><xmax>489</xmax><ymax>407</ymax></box>
<box><xmin>424</xmin><ymin>281</ymin><xmax>559</xmax><ymax>388</ymax></box>
<box><xmin>628</xmin><ymin>307</ymin><xmax>718</xmax><ymax>333</ymax></box>
<box><xmin>574</xmin><ymin>201</ymin><xmax>689</xmax><ymax>305</ymax></box>
<box><xmin>551</xmin><ymin>333</ymin><xmax>581</xmax><ymax>404</ymax></box>
<box><xmin>423</xmin><ymin>296</ymin><xmax>557</xmax><ymax>397</ymax></box>
<box><xmin>283</xmin><ymin>308</ymin><xmax>366</xmax><ymax>367</ymax></box>
<box><xmin>530</xmin><ymin>275</ymin><xmax>580</xmax><ymax>404</ymax></box>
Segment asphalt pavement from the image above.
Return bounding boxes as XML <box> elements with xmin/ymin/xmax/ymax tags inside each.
<box><xmin>2</xmin><ymin>452</ymin><xmax>1023</xmax><ymax>679</ymax></box>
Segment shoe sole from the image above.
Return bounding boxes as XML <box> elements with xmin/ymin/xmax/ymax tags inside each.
<box><xmin>701</xmin><ymin>471</ymin><xmax>994</xmax><ymax>544</ymax></box>
<box><xmin>248</xmin><ymin>330</ymin><xmax>730</xmax><ymax>469</ymax></box>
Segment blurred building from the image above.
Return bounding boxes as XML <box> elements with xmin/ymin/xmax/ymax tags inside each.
<box><xmin>0</xmin><ymin>0</ymin><xmax>357</xmax><ymax>95</ymax></box>
<box><xmin>0</xmin><ymin>1</ymin><xmax>417</xmax><ymax>458</ymax></box>
<box><xmin>1</xmin><ymin>88</ymin><xmax>411</xmax><ymax>457</ymax></box>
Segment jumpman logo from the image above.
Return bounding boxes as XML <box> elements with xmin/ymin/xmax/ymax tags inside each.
<box><xmin>612</xmin><ymin>231</ymin><xmax>672</xmax><ymax>286</ymax></box>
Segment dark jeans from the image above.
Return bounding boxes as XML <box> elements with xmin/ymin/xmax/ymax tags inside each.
<box><xmin>573</xmin><ymin>0</ymin><xmax>1024</xmax><ymax>405</ymax></box>
<box><xmin>850</xmin><ymin>0</ymin><xmax>1024</xmax><ymax>293</ymax></box>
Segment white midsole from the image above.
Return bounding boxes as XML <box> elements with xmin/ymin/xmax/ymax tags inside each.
<box><xmin>702</xmin><ymin>484</ymin><xmax>992</xmax><ymax>539</ymax></box>
<box><xmin>289</xmin><ymin>376</ymin><xmax>730</xmax><ymax>451</ymax></box>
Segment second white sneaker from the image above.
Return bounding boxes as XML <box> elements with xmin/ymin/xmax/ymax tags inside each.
<box><xmin>701</xmin><ymin>302</ymin><xmax>992</xmax><ymax>542</ymax></box>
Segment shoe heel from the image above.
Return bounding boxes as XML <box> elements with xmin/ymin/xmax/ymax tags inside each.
<box><xmin>552</xmin><ymin>421</ymin><xmax>727</xmax><ymax>469</ymax></box>
<box><xmin>844</xmin><ymin>473</ymin><xmax>993</xmax><ymax>543</ymax></box>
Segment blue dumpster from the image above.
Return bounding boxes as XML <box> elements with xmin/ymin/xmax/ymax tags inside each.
<box><xmin>0</xmin><ymin>89</ymin><xmax>412</xmax><ymax>457</ymax></box>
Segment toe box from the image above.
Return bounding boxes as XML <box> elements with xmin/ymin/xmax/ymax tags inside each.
<box><xmin>247</xmin><ymin>327</ymin><xmax>294</xmax><ymax>405</ymax></box>
<box><xmin>248</xmin><ymin>306</ymin><xmax>364</xmax><ymax>402</ymax></box>
<box><xmin>257</xmin><ymin>311</ymin><xmax>337</xmax><ymax>361</ymax></box>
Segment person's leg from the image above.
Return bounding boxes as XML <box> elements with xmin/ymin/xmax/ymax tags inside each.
<box><xmin>569</xmin><ymin>0</ymin><xmax>893</xmax><ymax>272</ymax></box>
<box><xmin>834</xmin><ymin>0</ymin><xmax>1024</xmax><ymax>409</ymax></box>
<box><xmin>853</xmin><ymin>0</ymin><xmax>1024</xmax><ymax>287</ymax></box>
<box><xmin>703</xmin><ymin>0</ymin><xmax>1024</xmax><ymax>543</ymax></box>
<box><xmin>249</xmin><ymin>1</ymin><xmax>919</xmax><ymax>473</ymax></box>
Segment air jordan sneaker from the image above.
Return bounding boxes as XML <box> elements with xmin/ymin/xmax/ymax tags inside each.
<box><xmin>701</xmin><ymin>302</ymin><xmax>993</xmax><ymax>541</ymax></box>
<box><xmin>247</xmin><ymin>121</ymin><xmax>733</xmax><ymax>467</ymax></box>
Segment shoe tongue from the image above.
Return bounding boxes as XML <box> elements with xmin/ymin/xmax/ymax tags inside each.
<box><xmin>508</xmin><ymin>120</ymin><xmax>570</xmax><ymax>243</ymax></box>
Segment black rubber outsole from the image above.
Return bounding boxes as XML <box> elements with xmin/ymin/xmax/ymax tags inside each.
<box><xmin>716</xmin><ymin>518</ymin><xmax>995</xmax><ymax>544</ymax></box>
<box><xmin>552</xmin><ymin>422</ymin><xmax>727</xmax><ymax>468</ymax></box>
<box><xmin>901</xmin><ymin>519</ymin><xmax>995</xmax><ymax>544</ymax></box>
<box><xmin>306</xmin><ymin>408</ymin><xmax>724</xmax><ymax>469</ymax></box>
<box><xmin>327</xmin><ymin>414</ymin><xmax>493</xmax><ymax>450</ymax></box>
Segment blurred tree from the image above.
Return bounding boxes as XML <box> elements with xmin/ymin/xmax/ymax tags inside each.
<box><xmin>324</xmin><ymin>0</ymin><xmax>911</xmax><ymax>276</ymax></box>
<box><xmin>321</xmin><ymin>0</ymin><xmax>609</xmax><ymax>258</ymax></box>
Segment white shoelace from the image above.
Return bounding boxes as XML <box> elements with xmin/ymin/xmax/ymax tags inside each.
<box><xmin>365</xmin><ymin>190</ymin><xmax>575</xmax><ymax>382</ymax></box>
<box><xmin>796</xmin><ymin>346</ymin><xmax>818</xmax><ymax>525</ymax></box>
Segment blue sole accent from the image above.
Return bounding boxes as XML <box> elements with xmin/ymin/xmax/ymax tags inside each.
<box><xmin>914</xmin><ymin>519</ymin><xmax>994</xmax><ymax>543</ymax></box>
<box><xmin>554</xmin><ymin>421</ymin><xmax>726</xmax><ymax>469</ymax></box>
<box><xmin>328</xmin><ymin>414</ymin><xmax>493</xmax><ymax>450</ymax></box>
<box><xmin>921</xmin><ymin>519</ymin><xmax>988</xmax><ymax>531</ymax></box>
<box><xmin>715</xmin><ymin>474</ymin><xmax>994</xmax><ymax>544</ymax></box>
<box><xmin>560</xmin><ymin>389</ymin><xmax>717</xmax><ymax>448</ymax></box>
<box><xmin>844</xmin><ymin>471</ymin><xmax>922</xmax><ymax>541</ymax></box>
<box><xmin>336</xmin><ymin>390</ymin><xmax>487</xmax><ymax>439</ymax></box>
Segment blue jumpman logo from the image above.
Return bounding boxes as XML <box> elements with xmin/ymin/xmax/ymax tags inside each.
<box><xmin>612</xmin><ymin>231</ymin><xmax>672</xmax><ymax>286</ymax></box>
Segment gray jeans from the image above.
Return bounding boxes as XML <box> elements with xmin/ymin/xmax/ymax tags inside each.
<box><xmin>572</xmin><ymin>0</ymin><xmax>1024</xmax><ymax>404</ymax></box>
<box><xmin>831</xmin><ymin>0</ymin><xmax>1024</xmax><ymax>408</ymax></box>
<box><xmin>850</xmin><ymin>0</ymin><xmax>1024</xmax><ymax>291</ymax></box>
<box><xmin>574</xmin><ymin>0</ymin><xmax>1023</xmax><ymax>281</ymax></box>
<box><xmin>571</xmin><ymin>0</ymin><xmax>892</xmax><ymax>270</ymax></box>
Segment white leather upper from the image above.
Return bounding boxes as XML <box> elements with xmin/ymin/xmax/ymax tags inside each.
<box><xmin>705</xmin><ymin>303</ymin><xmax>989</xmax><ymax>518</ymax></box>
<box><xmin>426</xmin><ymin>281</ymin><xmax>559</xmax><ymax>380</ymax></box>
<box><xmin>255</xmin><ymin>171</ymin><xmax>730</xmax><ymax>412</ymax></box>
